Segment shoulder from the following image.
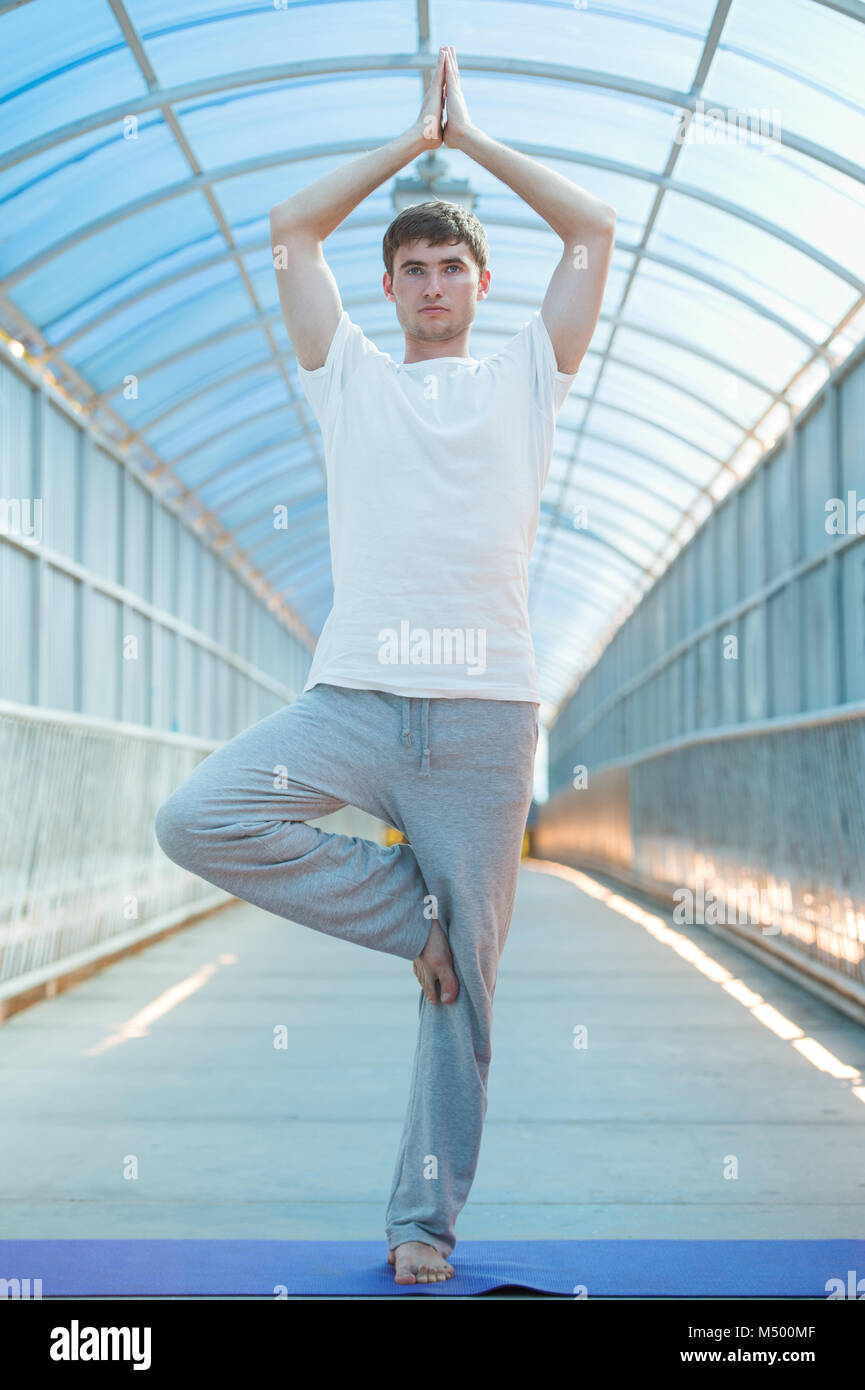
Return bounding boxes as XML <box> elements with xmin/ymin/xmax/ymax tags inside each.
<box><xmin>482</xmin><ymin>311</ymin><xmax>577</xmax><ymax>413</ymax></box>
<box><xmin>296</xmin><ymin>311</ymin><xmax>393</xmax><ymax>416</ymax></box>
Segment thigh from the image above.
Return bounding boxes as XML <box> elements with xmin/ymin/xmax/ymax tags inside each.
<box><xmin>394</xmin><ymin>697</ymin><xmax>537</xmax><ymax>965</ymax></box>
<box><xmin>161</xmin><ymin>684</ymin><xmax>400</xmax><ymax>829</ymax></box>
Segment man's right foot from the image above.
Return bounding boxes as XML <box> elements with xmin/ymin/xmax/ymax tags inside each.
<box><xmin>388</xmin><ymin>1242</ymin><xmax>455</xmax><ymax>1283</ymax></box>
<box><xmin>413</xmin><ymin>918</ymin><xmax>459</xmax><ymax>1004</ymax></box>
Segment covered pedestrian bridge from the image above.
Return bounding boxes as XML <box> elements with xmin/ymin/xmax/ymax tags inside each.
<box><xmin>1</xmin><ymin>0</ymin><xmax>864</xmax><ymax>1299</ymax></box>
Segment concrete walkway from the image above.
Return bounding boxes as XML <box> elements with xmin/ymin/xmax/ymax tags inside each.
<box><xmin>2</xmin><ymin>859</ymin><xmax>864</xmax><ymax>1245</ymax></box>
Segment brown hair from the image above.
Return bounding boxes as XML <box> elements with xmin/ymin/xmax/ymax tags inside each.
<box><xmin>382</xmin><ymin>201</ymin><xmax>488</xmax><ymax>281</ymax></box>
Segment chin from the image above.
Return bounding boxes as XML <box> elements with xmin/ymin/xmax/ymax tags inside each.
<box><xmin>419</xmin><ymin>313</ymin><xmax>456</xmax><ymax>334</ymax></box>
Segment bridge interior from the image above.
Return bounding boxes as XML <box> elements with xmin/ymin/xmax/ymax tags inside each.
<box><xmin>1</xmin><ymin>0</ymin><xmax>864</xmax><ymax>1297</ymax></box>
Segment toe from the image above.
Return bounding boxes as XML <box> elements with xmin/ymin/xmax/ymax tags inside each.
<box><xmin>439</xmin><ymin>969</ymin><xmax>459</xmax><ymax>1003</ymax></box>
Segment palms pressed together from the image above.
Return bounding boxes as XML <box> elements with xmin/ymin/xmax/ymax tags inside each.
<box><xmin>417</xmin><ymin>45</ymin><xmax>475</xmax><ymax>151</ymax></box>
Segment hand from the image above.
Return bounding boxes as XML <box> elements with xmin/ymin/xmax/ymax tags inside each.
<box><xmin>442</xmin><ymin>47</ymin><xmax>474</xmax><ymax>148</ymax></box>
<box><xmin>413</xmin><ymin>47</ymin><xmax>445</xmax><ymax>148</ymax></box>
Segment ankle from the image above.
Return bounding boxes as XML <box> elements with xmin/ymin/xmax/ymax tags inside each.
<box><xmin>424</xmin><ymin>917</ymin><xmax>446</xmax><ymax>951</ymax></box>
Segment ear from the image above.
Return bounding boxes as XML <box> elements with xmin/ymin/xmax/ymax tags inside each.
<box><xmin>382</xmin><ymin>270</ymin><xmax>395</xmax><ymax>303</ymax></box>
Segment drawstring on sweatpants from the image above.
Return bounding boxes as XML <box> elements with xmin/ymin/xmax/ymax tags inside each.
<box><xmin>400</xmin><ymin>696</ymin><xmax>431</xmax><ymax>778</ymax></box>
<box><xmin>420</xmin><ymin>698</ymin><xmax>430</xmax><ymax>778</ymax></box>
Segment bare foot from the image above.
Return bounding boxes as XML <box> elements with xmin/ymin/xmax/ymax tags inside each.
<box><xmin>413</xmin><ymin>918</ymin><xmax>459</xmax><ymax>1004</ymax></box>
<box><xmin>388</xmin><ymin>1241</ymin><xmax>455</xmax><ymax>1283</ymax></box>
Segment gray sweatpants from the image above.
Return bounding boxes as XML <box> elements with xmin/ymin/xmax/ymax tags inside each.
<box><xmin>154</xmin><ymin>682</ymin><xmax>538</xmax><ymax>1258</ymax></box>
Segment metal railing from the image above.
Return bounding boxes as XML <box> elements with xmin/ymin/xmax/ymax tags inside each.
<box><xmin>535</xmin><ymin>706</ymin><xmax>865</xmax><ymax>1007</ymax></box>
<box><xmin>0</xmin><ymin>701</ymin><xmax>387</xmax><ymax>993</ymax></box>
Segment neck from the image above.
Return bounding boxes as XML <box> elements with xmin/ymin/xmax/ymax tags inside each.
<box><xmin>402</xmin><ymin>343</ymin><xmax>473</xmax><ymax>363</ymax></box>
<box><xmin>401</xmin><ymin>326</ymin><xmax>472</xmax><ymax>364</ymax></box>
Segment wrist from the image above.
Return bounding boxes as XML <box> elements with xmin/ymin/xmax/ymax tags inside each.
<box><xmin>450</xmin><ymin>122</ymin><xmax>484</xmax><ymax>155</ymax></box>
<box><xmin>404</xmin><ymin>124</ymin><xmax>441</xmax><ymax>160</ymax></box>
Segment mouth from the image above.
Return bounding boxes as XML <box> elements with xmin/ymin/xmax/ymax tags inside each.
<box><xmin>421</xmin><ymin>307</ymin><xmax>447</xmax><ymax>313</ymax></box>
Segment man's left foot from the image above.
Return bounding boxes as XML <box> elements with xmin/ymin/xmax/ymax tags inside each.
<box><xmin>388</xmin><ymin>1241</ymin><xmax>454</xmax><ymax>1283</ymax></box>
<box><xmin>413</xmin><ymin>918</ymin><xmax>459</xmax><ymax>1005</ymax></box>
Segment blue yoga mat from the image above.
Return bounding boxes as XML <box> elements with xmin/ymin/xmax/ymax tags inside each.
<box><xmin>2</xmin><ymin>1239</ymin><xmax>863</xmax><ymax>1297</ymax></box>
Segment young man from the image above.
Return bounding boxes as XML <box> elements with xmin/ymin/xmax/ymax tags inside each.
<box><xmin>155</xmin><ymin>47</ymin><xmax>614</xmax><ymax>1286</ymax></box>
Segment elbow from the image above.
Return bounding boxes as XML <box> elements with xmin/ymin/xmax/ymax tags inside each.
<box><xmin>270</xmin><ymin>201</ymin><xmax>311</xmax><ymax>238</ymax></box>
<box><xmin>270</xmin><ymin>205</ymin><xmax>321</xmax><ymax>248</ymax></box>
<box><xmin>270</xmin><ymin>203</ymin><xmax>297</xmax><ymax>235</ymax></box>
<box><xmin>560</xmin><ymin>205</ymin><xmax>616</xmax><ymax>246</ymax></box>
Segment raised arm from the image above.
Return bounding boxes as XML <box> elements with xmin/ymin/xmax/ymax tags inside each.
<box><xmin>270</xmin><ymin>49</ymin><xmax>448</xmax><ymax>371</ymax></box>
<box><xmin>441</xmin><ymin>47</ymin><xmax>616</xmax><ymax>376</ymax></box>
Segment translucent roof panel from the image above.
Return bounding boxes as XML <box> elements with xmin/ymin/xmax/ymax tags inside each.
<box><xmin>1</xmin><ymin>0</ymin><xmax>863</xmax><ymax>718</ymax></box>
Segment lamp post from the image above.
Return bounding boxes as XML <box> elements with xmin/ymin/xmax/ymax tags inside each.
<box><xmin>391</xmin><ymin>151</ymin><xmax>476</xmax><ymax>214</ymax></box>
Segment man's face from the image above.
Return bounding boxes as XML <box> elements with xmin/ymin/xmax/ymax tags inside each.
<box><xmin>384</xmin><ymin>238</ymin><xmax>490</xmax><ymax>343</ymax></box>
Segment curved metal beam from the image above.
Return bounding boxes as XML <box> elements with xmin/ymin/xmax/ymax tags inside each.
<box><xmin>228</xmin><ymin>489</ymin><xmax>326</xmax><ymax>541</ymax></box>
<box><xmin>4</xmin><ymin>139</ymin><xmax>861</xmax><ymax>299</ymax></box>
<box><xmin>3</xmin><ymin>13</ymin><xmax>859</xmax><ymax>712</ymax></box>
<box><xmin>73</xmin><ymin>250</ymin><xmax>803</xmax><ymax>502</ymax></box>
<box><xmin>48</xmin><ymin>217</ymin><xmax>830</xmax><ymax>374</ymax></box>
<box><xmin>564</xmin><ymin>455</ymin><xmax>685</xmax><ymax>516</ymax></box>
<box><xmin>266</xmin><ymin>547</ymin><xmax>332</xmax><ymax>587</ymax></box>
<box><xmin>117</xmin><ymin>341</ymin><xmax>737</xmax><ymax>495</ymax></box>
<box><xmin>527</xmin><ymin>581</ymin><xmax>617</xmax><ymax>626</ymax></box>
<box><xmin>554</xmin><ymin>482</ymin><xmax>677</xmax><ymax>545</ymax></box>
<box><xmin>213</xmin><ymin>415</ymin><xmax>710</xmax><ymax>551</ymax></box>
<box><xmin>99</xmin><ymin>302</ymin><xmax>778</xmax><ymax>452</ymax></box>
<box><xmin>264</xmin><ymin>511</ymin><xmax>656</xmax><ymax>603</ymax></box>
<box><xmin>533</xmin><ymin>572</ymin><xmax>635</xmax><ymax>620</ymax></box>
<box><xmin>538</xmin><ymin>502</ymin><xmax>648</xmax><ymax>573</ymax></box>
<box><xmin>252</xmin><ymin>526</ymin><xmax>331</xmax><ymax>573</ymax></box>
<box><xmin>1</xmin><ymin>52</ymin><xmax>861</xmax><ymax>188</ymax></box>
<box><xmin>811</xmin><ymin>0</ymin><xmax>865</xmax><ymax>23</ymax></box>
<box><xmin>90</xmin><ymin>289</ymin><xmax>779</xmax><ymax>429</ymax></box>
<box><xmin>205</xmin><ymin>473</ymin><xmax>324</xmax><ymax>522</ymax></box>
<box><xmin>261</xmin><ymin>531</ymin><xmax>642</xmax><ymax>614</ymax></box>
<box><xmin>132</xmin><ymin>374</ymin><xmax>728</xmax><ymax>532</ymax></box>
<box><xmin>532</xmin><ymin>551</ymin><xmax>637</xmax><ymax>599</ymax></box>
<box><xmin>543</xmin><ymin>514</ymin><xmax>657</xmax><ymax>569</ymax></box>
<box><xmin>193</xmin><ymin>441</ymin><xmax>314</xmax><ymax>504</ymax></box>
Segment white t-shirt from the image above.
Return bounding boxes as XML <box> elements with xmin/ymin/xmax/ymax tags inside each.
<box><xmin>296</xmin><ymin>308</ymin><xmax>576</xmax><ymax>703</ymax></box>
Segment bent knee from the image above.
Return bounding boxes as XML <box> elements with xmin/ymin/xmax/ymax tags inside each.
<box><xmin>154</xmin><ymin>793</ymin><xmax>204</xmax><ymax>867</ymax></box>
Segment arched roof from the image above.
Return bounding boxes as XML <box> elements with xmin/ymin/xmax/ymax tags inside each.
<box><xmin>2</xmin><ymin>0</ymin><xmax>864</xmax><ymax>715</ymax></box>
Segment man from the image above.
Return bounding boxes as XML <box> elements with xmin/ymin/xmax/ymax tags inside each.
<box><xmin>155</xmin><ymin>46</ymin><xmax>614</xmax><ymax>1286</ymax></box>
